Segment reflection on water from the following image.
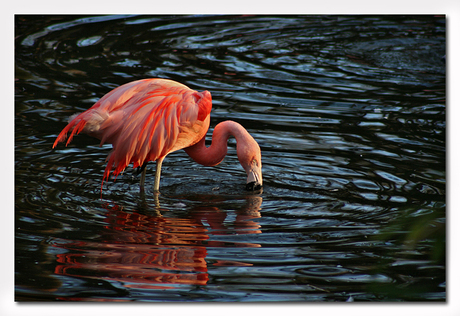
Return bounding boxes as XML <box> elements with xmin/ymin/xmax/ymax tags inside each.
<box><xmin>15</xmin><ymin>15</ymin><xmax>445</xmax><ymax>302</ymax></box>
<box><xmin>52</xmin><ymin>196</ymin><xmax>262</xmax><ymax>294</ymax></box>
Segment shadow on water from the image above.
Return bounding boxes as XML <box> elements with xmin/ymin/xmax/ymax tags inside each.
<box><xmin>15</xmin><ymin>15</ymin><xmax>445</xmax><ymax>302</ymax></box>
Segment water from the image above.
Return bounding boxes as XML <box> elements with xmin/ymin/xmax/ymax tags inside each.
<box><xmin>15</xmin><ymin>15</ymin><xmax>445</xmax><ymax>302</ymax></box>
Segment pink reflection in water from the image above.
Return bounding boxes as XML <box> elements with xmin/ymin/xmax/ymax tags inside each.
<box><xmin>52</xmin><ymin>196</ymin><xmax>262</xmax><ymax>291</ymax></box>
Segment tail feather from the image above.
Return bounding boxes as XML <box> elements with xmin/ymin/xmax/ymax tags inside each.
<box><xmin>66</xmin><ymin>119</ymin><xmax>87</xmax><ymax>146</ymax></box>
<box><xmin>52</xmin><ymin>114</ymin><xmax>87</xmax><ymax>148</ymax></box>
<box><xmin>53</xmin><ymin>107</ymin><xmax>109</xmax><ymax>148</ymax></box>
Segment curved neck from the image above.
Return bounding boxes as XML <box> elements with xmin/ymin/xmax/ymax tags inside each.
<box><xmin>184</xmin><ymin>120</ymin><xmax>253</xmax><ymax>167</ymax></box>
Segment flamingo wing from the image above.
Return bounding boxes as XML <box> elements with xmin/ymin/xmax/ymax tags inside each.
<box><xmin>53</xmin><ymin>79</ymin><xmax>212</xmax><ymax>187</ymax></box>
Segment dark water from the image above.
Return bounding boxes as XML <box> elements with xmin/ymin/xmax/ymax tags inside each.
<box><xmin>15</xmin><ymin>15</ymin><xmax>446</xmax><ymax>302</ymax></box>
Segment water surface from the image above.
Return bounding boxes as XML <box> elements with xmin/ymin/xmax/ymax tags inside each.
<box><xmin>15</xmin><ymin>15</ymin><xmax>445</xmax><ymax>302</ymax></box>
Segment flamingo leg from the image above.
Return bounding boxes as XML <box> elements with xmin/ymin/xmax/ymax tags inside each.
<box><xmin>153</xmin><ymin>157</ymin><xmax>165</xmax><ymax>192</ymax></box>
<box><xmin>139</xmin><ymin>163</ymin><xmax>147</xmax><ymax>191</ymax></box>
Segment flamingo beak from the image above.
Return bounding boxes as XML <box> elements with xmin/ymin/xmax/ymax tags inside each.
<box><xmin>245</xmin><ymin>160</ymin><xmax>263</xmax><ymax>191</ymax></box>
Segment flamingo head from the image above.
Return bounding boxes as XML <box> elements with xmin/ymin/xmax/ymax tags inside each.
<box><xmin>237</xmin><ymin>140</ymin><xmax>263</xmax><ymax>191</ymax></box>
<box><xmin>245</xmin><ymin>157</ymin><xmax>263</xmax><ymax>191</ymax></box>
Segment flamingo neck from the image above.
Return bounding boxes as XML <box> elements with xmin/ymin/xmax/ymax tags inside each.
<box><xmin>184</xmin><ymin>120</ymin><xmax>253</xmax><ymax>167</ymax></box>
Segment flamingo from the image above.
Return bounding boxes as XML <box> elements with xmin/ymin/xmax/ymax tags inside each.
<box><xmin>53</xmin><ymin>78</ymin><xmax>263</xmax><ymax>193</ymax></box>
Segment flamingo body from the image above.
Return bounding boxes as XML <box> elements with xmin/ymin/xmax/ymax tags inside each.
<box><xmin>53</xmin><ymin>78</ymin><xmax>262</xmax><ymax>192</ymax></box>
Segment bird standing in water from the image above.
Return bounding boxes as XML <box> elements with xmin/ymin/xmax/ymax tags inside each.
<box><xmin>53</xmin><ymin>78</ymin><xmax>263</xmax><ymax>193</ymax></box>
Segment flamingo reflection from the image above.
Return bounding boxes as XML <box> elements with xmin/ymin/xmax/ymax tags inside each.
<box><xmin>53</xmin><ymin>196</ymin><xmax>262</xmax><ymax>290</ymax></box>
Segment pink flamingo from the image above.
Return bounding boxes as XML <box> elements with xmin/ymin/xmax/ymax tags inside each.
<box><xmin>53</xmin><ymin>78</ymin><xmax>263</xmax><ymax>193</ymax></box>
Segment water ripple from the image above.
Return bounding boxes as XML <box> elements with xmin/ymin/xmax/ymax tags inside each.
<box><xmin>15</xmin><ymin>15</ymin><xmax>445</xmax><ymax>302</ymax></box>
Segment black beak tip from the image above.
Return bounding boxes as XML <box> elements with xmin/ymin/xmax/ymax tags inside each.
<box><xmin>246</xmin><ymin>181</ymin><xmax>262</xmax><ymax>191</ymax></box>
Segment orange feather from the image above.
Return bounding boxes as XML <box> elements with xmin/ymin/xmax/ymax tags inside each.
<box><xmin>54</xmin><ymin>79</ymin><xmax>212</xmax><ymax>190</ymax></box>
<box><xmin>53</xmin><ymin>78</ymin><xmax>262</xmax><ymax>193</ymax></box>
